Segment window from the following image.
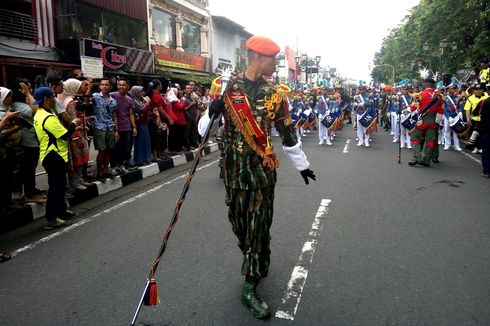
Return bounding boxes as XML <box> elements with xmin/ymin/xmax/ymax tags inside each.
<box><xmin>56</xmin><ymin>1</ymin><xmax>148</xmax><ymax>50</ymax></box>
<box><xmin>181</xmin><ymin>20</ymin><xmax>201</xmax><ymax>55</ymax></box>
<box><xmin>152</xmin><ymin>9</ymin><xmax>176</xmax><ymax>48</ymax></box>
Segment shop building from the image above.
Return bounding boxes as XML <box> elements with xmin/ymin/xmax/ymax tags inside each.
<box><xmin>0</xmin><ymin>0</ymin><xmax>77</xmax><ymax>86</ymax></box>
<box><xmin>149</xmin><ymin>0</ymin><xmax>211</xmax><ymax>83</ymax></box>
<box><xmin>55</xmin><ymin>0</ymin><xmax>154</xmax><ymax>83</ymax></box>
<box><xmin>210</xmin><ymin>16</ymin><xmax>251</xmax><ymax>74</ymax></box>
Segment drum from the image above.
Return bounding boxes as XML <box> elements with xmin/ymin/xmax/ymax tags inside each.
<box><xmin>359</xmin><ymin>107</ymin><xmax>377</xmax><ymax>128</ymax></box>
<box><xmin>449</xmin><ymin>113</ymin><xmax>466</xmax><ymax>134</ymax></box>
<box><xmin>308</xmin><ymin>111</ymin><xmax>316</xmax><ymax>122</ymax></box>
<box><xmin>321</xmin><ymin>114</ymin><xmax>335</xmax><ymax>128</ymax></box>
<box><xmin>401</xmin><ymin>112</ymin><xmax>418</xmax><ymax>130</ymax></box>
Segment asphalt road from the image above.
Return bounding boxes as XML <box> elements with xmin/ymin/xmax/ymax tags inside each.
<box><xmin>1</xmin><ymin>124</ymin><xmax>489</xmax><ymax>326</ymax></box>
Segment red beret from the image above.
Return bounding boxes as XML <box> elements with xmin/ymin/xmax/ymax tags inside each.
<box><xmin>246</xmin><ymin>36</ymin><xmax>280</xmax><ymax>57</ymax></box>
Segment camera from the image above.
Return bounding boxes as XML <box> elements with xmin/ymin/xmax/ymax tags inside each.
<box><xmin>74</xmin><ymin>95</ymin><xmax>95</xmax><ymax>116</ymax></box>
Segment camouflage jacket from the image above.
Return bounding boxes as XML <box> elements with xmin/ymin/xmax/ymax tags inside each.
<box><xmin>222</xmin><ymin>74</ymin><xmax>298</xmax><ymax>189</ymax></box>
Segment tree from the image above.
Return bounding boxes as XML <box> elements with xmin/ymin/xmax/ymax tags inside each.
<box><xmin>372</xmin><ymin>0</ymin><xmax>490</xmax><ymax>84</ymax></box>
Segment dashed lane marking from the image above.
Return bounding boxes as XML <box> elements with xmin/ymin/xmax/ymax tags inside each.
<box><xmin>343</xmin><ymin>139</ymin><xmax>351</xmax><ymax>153</ymax></box>
<box><xmin>275</xmin><ymin>199</ymin><xmax>332</xmax><ymax>320</ymax></box>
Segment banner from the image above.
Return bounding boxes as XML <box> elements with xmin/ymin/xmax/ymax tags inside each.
<box><xmin>152</xmin><ymin>45</ymin><xmax>208</xmax><ymax>72</ymax></box>
<box><xmin>82</xmin><ymin>38</ymin><xmax>154</xmax><ymax>74</ymax></box>
<box><xmin>80</xmin><ymin>56</ymin><xmax>103</xmax><ymax>79</ymax></box>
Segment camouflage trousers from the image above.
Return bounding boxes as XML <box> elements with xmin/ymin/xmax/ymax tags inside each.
<box><xmin>225</xmin><ymin>186</ymin><xmax>274</xmax><ymax>280</ymax></box>
<box><xmin>411</xmin><ymin>127</ymin><xmax>437</xmax><ymax>164</ymax></box>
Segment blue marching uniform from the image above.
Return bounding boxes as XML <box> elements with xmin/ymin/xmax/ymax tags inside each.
<box><xmin>442</xmin><ymin>93</ymin><xmax>463</xmax><ymax>151</ymax></box>
<box><xmin>354</xmin><ymin>90</ymin><xmax>376</xmax><ymax>147</ymax></box>
<box><xmin>399</xmin><ymin>93</ymin><xmax>413</xmax><ymax>148</ymax></box>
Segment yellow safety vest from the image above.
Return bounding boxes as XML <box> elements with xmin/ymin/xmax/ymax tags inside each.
<box><xmin>33</xmin><ymin>108</ymin><xmax>69</xmax><ymax>163</ymax></box>
<box><xmin>464</xmin><ymin>93</ymin><xmax>489</xmax><ymax>121</ymax></box>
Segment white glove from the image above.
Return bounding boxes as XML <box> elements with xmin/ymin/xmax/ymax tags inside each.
<box><xmin>458</xmin><ymin>112</ymin><xmax>463</xmax><ymax>119</ymax></box>
<box><xmin>283</xmin><ymin>141</ymin><xmax>309</xmax><ymax>171</ymax></box>
<box><xmin>435</xmin><ymin>113</ymin><xmax>443</xmax><ymax>124</ymax></box>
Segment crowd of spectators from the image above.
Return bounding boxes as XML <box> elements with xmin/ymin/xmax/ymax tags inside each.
<box><xmin>0</xmin><ymin>72</ymin><xmax>212</xmax><ymax>234</ymax></box>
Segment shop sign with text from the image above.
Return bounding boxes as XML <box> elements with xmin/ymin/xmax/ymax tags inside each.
<box><xmin>152</xmin><ymin>45</ymin><xmax>208</xmax><ymax>72</ymax></box>
<box><xmin>82</xmin><ymin>38</ymin><xmax>154</xmax><ymax>74</ymax></box>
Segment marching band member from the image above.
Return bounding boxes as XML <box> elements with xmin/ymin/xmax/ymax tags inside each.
<box><xmin>354</xmin><ymin>85</ymin><xmax>375</xmax><ymax>147</ymax></box>
<box><xmin>391</xmin><ymin>90</ymin><xmax>401</xmax><ymax>142</ymax></box>
<box><xmin>443</xmin><ymin>84</ymin><xmax>463</xmax><ymax>151</ymax></box>
<box><xmin>316</xmin><ymin>88</ymin><xmax>331</xmax><ymax>145</ymax></box>
<box><xmin>399</xmin><ymin>85</ymin><xmax>413</xmax><ymax>149</ymax></box>
<box><xmin>408</xmin><ymin>78</ymin><xmax>444</xmax><ymax>167</ymax></box>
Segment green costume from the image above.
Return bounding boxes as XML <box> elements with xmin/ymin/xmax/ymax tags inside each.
<box><xmin>222</xmin><ymin>75</ymin><xmax>298</xmax><ymax>281</ymax></box>
<box><xmin>410</xmin><ymin>87</ymin><xmax>443</xmax><ymax>166</ymax></box>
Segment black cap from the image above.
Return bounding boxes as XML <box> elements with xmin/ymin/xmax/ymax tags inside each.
<box><xmin>474</xmin><ymin>83</ymin><xmax>486</xmax><ymax>90</ymax></box>
<box><xmin>46</xmin><ymin>76</ymin><xmax>63</xmax><ymax>85</ymax></box>
<box><xmin>423</xmin><ymin>78</ymin><xmax>436</xmax><ymax>84</ymax></box>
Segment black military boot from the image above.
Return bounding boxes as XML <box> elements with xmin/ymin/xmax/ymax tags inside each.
<box><xmin>408</xmin><ymin>160</ymin><xmax>419</xmax><ymax>166</ymax></box>
<box><xmin>241</xmin><ymin>281</ymin><xmax>271</xmax><ymax>319</ymax></box>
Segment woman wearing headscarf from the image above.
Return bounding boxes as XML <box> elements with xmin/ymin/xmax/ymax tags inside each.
<box><xmin>147</xmin><ymin>79</ymin><xmax>175</xmax><ymax>160</ymax></box>
<box><xmin>0</xmin><ymin>87</ymin><xmax>23</xmax><ymax>213</ymax></box>
<box><xmin>58</xmin><ymin>78</ymin><xmax>90</xmax><ymax>190</ymax></box>
<box><xmin>129</xmin><ymin>85</ymin><xmax>152</xmax><ymax>166</ymax></box>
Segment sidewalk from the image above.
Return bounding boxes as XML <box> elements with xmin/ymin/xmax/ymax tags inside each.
<box><xmin>0</xmin><ymin>143</ymin><xmax>219</xmax><ymax>234</ymax></box>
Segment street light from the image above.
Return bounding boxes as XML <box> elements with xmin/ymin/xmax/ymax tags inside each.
<box><xmin>422</xmin><ymin>39</ymin><xmax>455</xmax><ymax>78</ymax></box>
<box><xmin>302</xmin><ymin>54</ymin><xmax>309</xmax><ymax>85</ymax></box>
<box><xmin>295</xmin><ymin>56</ymin><xmax>301</xmax><ymax>85</ymax></box>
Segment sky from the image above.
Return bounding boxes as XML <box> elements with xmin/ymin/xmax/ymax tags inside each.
<box><xmin>209</xmin><ymin>0</ymin><xmax>420</xmax><ymax>82</ymax></box>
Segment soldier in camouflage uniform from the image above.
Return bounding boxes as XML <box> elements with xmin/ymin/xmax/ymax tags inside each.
<box><xmin>208</xmin><ymin>36</ymin><xmax>316</xmax><ymax>319</ymax></box>
<box><xmin>408</xmin><ymin>78</ymin><xmax>444</xmax><ymax>167</ymax></box>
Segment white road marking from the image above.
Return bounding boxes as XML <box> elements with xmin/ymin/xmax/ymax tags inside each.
<box><xmin>275</xmin><ymin>199</ymin><xmax>332</xmax><ymax>320</ymax></box>
<box><xmin>11</xmin><ymin>160</ymin><xmax>219</xmax><ymax>257</ymax></box>
<box><xmin>343</xmin><ymin>139</ymin><xmax>351</xmax><ymax>153</ymax></box>
<box><xmin>462</xmin><ymin>151</ymin><xmax>482</xmax><ymax>165</ymax></box>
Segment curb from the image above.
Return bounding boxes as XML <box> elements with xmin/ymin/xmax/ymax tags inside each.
<box><xmin>0</xmin><ymin>144</ymin><xmax>218</xmax><ymax>234</ymax></box>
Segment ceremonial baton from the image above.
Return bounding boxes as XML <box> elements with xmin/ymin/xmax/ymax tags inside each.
<box><xmin>130</xmin><ymin>70</ymin><xmax>232</xmax><ymax>326</ymax></box>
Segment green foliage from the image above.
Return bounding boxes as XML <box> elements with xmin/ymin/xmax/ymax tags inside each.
<box><xmin>372</xmin><ymin>0</ymin><xmax>490</xmax><ymax>84</ymax></box>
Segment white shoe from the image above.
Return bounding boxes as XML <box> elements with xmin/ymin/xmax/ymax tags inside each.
<box><xmin>357</xmin><ymin>142</ymin><xmax>363</xmax><ymax>146</ymax></box>
<box><xmin>455</xmin><ymin>147</ymin><xmax>462</xmax><ymax>152</ymax></box>
<box><xmin>407</xmin><ymin>145</ymin><xmax>412</xmax><ymax>149</ymax></box>
<box><xmin>326</xmin><ymin>140</ymin><xmax>332</xmax><ymax>146</ymax></box>
<box><xmin>318</xmin><ymin>141</ymin><xmax>323</xmax><ymax>145</ymax></box>
<box><xmin>472</xmin><ymin>148</ymin><xmax>479</xmax><ymax>154</ymax></box>
<box><xmin>365</xmin><ymin>141</ymin><xmax>370</xmax><ymax>147</ymax></box>
<box><xmin>478</xmin><ymin>149</ymin><xmax>483</xmax><ymax>153</ymax></box>
<box><xmin>400</xmin><ymin>145</ymin><xmax>405</xmax><ymax>149</ymax></box>
<box><xmin>392</xmin><ymin>138</ymin><xmax>398</xmax><ymax>143</ymax></box>
<box><xmin>443</xmin><ymin>147</ymin><xmax>450</xmax><ymax>151</ymax></box>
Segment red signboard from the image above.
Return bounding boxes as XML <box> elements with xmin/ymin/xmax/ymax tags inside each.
<box><xmin>152</xmin><ymin>45</ymin><xmax>208</xmax><ymax>72</ymax></box>
<box><xmin>285</xmin><ymin>46</ymin><xmax>297</xmax><ymax>71</ymax></box>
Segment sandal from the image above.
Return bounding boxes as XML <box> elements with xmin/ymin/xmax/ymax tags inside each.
<box><xmin>0</xmin><ymin>252</ymin><xmax>12</xmax><ymax>263</ymax></box>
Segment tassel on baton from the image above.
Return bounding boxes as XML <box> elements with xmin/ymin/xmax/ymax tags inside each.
<box><xmin>130</xmin><ymin>71</ymin><xmax>232</xmax><ymax>326</ymax></box>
